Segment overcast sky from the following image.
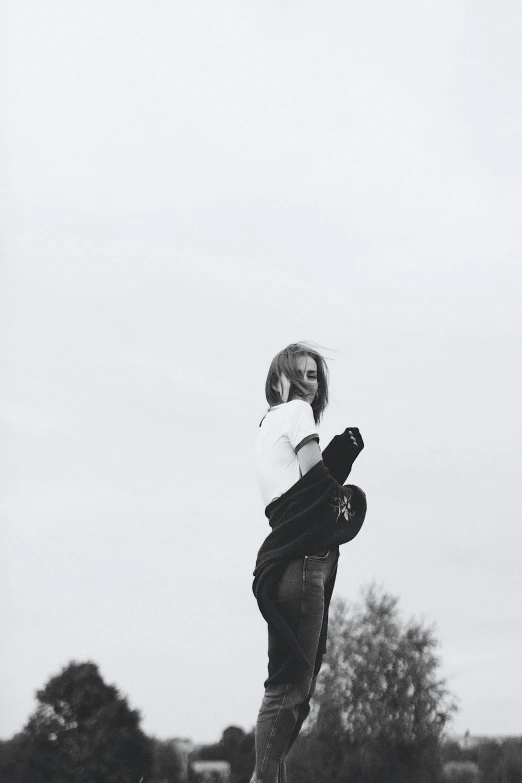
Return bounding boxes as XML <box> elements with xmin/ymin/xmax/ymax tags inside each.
<box><xmin>2</xmin><ymin>0</ymin><xmax>521</xmax><ymax>745</ymax></box>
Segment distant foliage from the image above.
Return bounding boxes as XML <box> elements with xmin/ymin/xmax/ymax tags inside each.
<box><xmin>194</xmin><ymin>726</ymin><xmax>254</xmax><ymax>783</ymax></box>
<box><xmin>150</xmin><ymin>737</ymin><xmax>185</xmax><ymax>782</ymax></box>
<box><xmin>443</xmin><ymin>760</ymin><xmax>479</xmax><ymax>782</ymax></box>
<box><xmin>0</xmin><ymin>733</ymin><xmax>32</xmax><ymax>782</ymax></box>
<box><xmin>5</xmin><ymin>660</ymin><xmax>153</xmax><ymax>783</ymax></box>
<box><xmin>493</xmin><ymin>740</ymin><xmax>522</xmax><ymax>783</ymax></box>
<box><xmin>442</xmin><ymin>737</ymin><xmax>522</xmax><ymax>783</ymax></box>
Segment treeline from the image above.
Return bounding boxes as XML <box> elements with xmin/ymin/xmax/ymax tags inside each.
<box><xmin>441</xmin><ymin>737</ymin><xmax>522</xmax><ymax>782</ymax></box>
<box><xmin>1</xmin><ymin>585</ymin><xmax>517</xmax><ymax>782</ymax></box>
<box><xmin>192</xmin><ymin>726</ymin><xmax>254</xmax><ymax>782</ymax></box>
<box><xmin>191</xmin><ymin>727</ymin><xmax>522</xmax><ymax>783</ymax></box>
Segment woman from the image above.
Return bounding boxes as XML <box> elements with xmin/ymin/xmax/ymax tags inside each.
<box><xmin>251</xmin><ymin>342</ymin><xmax>367</xmax><ymax>783</ymax></box>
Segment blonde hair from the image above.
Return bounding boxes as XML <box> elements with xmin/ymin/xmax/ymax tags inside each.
<box><xmin>264</xmin><ymin>341</ymin><xmax>330</xmax><ymax>424</ymax></box>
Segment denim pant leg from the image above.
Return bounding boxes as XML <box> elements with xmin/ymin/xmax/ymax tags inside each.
<box><xmin>251</xmin><ymin>549</ymin><xmax>339</xmax><ymax>783</ymax></box>
<box><xmin>273</xmin><ymin>673</ymin><xmax>320</xmax><ymax>783</ymax></box>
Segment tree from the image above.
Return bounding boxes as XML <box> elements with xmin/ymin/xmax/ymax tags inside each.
<box><xmin>20</xmin><ymin>660</ymin><xmax>153</xmax><ymax>783</ymax></box>
<box><xmin>196</xmin><ymin>726</ymin><xmax>255</xmax><ymax>783</ymax></box>
<box><xmin>486</xmin><ymin>739</ymin><xmax>522</xmax><ymax>783</ymax></box>
<box><xmin>0</xmin><ymin>733</ymin><xmax>32</xmax><ymax>783</ymax></box>
<box><xmin>150</xmin><ymin>737</ymin><xmax>185</xmax><ymax>782</ymax></box>
<box><xmin>477</xmin><ymin>740</ymin><xmax>503</xmax><ymax>782</ymax></box>
<box><xmin>288</xmin><ymin>584</ymin><xmax>457</xmax><ymax>783</ymax></box>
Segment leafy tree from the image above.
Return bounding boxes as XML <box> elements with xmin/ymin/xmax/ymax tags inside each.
<box><xmin>150</xmin><ymin>737</ymin><xmax>185</xmax><ymax>782</ymax></box>
<box><xmin>442</xmin><ymin>739</ymin><xmax>468</xmax><ymax>764</ymax></box>
<box><xmin>227</xmin><ymin>728</ymin><xmax>255</xmax><ymax>783</ymax></box>
<box><xmin>196</xmin><ymin>726</ymin><xmax>255</xmax><ymax>783</ymax></box>
<box><xmin>287</xmin><ymin>584</ymin><xmax>457</xmax><ymax>783</ymax></box>
<box><xmin>0</xmin><ymin>733</ymin><xmax>32</xmax><ymax>782</ymax></box>
<box><xmin>477</xmin><ymin>740</ymin><xmax>503</xmax><ymax>782</ymax></box>
<box><xmin>20</xmin><ymin>660</ymin><xmax>153</xmax><ymax>783</ymax></box>
<box><xmin>489</xmin><ymin>739</ymin><xmax>522</xmax><ymax>783</ymax></box>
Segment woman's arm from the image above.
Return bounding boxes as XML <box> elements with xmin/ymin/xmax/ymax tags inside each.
<box><xmin>297</xmin><ymin>439</ymin><xmax>322</xmax><ymax>475</ymax></box>
<box><xmin>321</xmin><ymin>428</ymin><xmax>364</xmax><ymax>484</ymax></box>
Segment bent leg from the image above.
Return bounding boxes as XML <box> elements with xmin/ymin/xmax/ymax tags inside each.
<box><xmin>283</xmin><ymin>552</ymin><xmax>339</xmax><ymax>760</ymax></box>
<box><xmin>251</xmin><ymin>551</ymin><xmax>338</xmax><ymax>783</ymax></box>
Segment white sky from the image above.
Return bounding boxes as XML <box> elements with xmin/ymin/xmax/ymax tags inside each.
<box><xmin>2</xmin><ymin>0</ymin><xmax>521</xmax><ymax>744</ymax></box>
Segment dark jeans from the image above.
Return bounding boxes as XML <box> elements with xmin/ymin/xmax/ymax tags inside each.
<box><xmin>251</xmin><ymin>548</ymin><xmax>339</xmax><ymax>783</ymax></box>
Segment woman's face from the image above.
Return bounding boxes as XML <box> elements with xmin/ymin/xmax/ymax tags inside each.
<box><xmin>290</xmin><ymin>354</ymin><xmax>318</xmax><ymax>404</ymax></box>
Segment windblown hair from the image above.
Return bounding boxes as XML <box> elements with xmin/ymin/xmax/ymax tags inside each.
<box><xmin>265</xmin><ymin>342</ymin><xmax>330</xmax><ymax>424</ymax></box>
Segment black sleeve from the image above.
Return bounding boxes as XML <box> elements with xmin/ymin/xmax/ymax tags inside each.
<box><xmin>322</xmin><ymin>428</ymin><xmax>364</xmax><ymax>484</ymax></box>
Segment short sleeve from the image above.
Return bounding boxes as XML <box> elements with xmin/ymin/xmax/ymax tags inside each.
<box><xmin>286</xmin><ymin>402</ymin><xmax>319</xmax><ymax>453</ymax></box>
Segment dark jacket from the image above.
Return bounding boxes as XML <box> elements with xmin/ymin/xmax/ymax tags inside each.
<box><xmin>252</xmin><ymin>428</ymin><xmax>367</xmax><ymax>686</ymax></box>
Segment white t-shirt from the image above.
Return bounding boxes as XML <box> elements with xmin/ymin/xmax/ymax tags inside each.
<box><xmin>255</xmin><ymin>400</ymin><xmax>320</xmax><ymax>507</ymax></box>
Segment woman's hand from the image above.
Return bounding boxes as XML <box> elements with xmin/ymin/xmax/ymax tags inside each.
<box><xmin>347</xmin><ymin>428</ymin><xmax>364</xmax><ymax>453</ymax></box>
